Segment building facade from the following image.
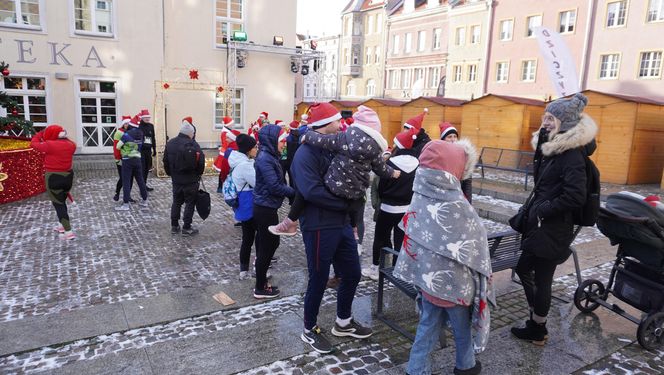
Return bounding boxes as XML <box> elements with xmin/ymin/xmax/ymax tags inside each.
<box><xmin>339</xmin><ymin>0</ymin><xmax>391</xmax><ymax>99</ymax></box>
<box><xmin>295</xmin><ymin>34</ymin><xmax>340</xmax><ymax>103</ymax></box>
<box><xmin>444</xmin><ymin>0</ymin><xmax>491</xmax><ymax>100</ymax></box>
<box><xmin>316</xmin><ymin>34</ymin><xmax>342</xmax><ymax>100</ymax></box>
<box><xmin>0</xmin><ymin>0</ymin><xmax>298</xmax><ymax>152</ymax></box>
<box><xmin>384</xmin><ymin>0</ymin><xmax>448</xmax><ymax>100</ymax></box>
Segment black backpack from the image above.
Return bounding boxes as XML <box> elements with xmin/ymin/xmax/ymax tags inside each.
<box><xmin>573</xmin><ymin>154</ymin><xmax>601</xmax><ymax>226</ymax></box>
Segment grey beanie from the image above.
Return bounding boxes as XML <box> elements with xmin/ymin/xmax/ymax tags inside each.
<box><xmin>180</xmin><ymin>122</ymin><xmax>196</xmax><ymax>137</ymax></box>
<box><xmin>545</xmin><ymin>93</ymin><xmax>588</xmax><ymax>131</ymax></box>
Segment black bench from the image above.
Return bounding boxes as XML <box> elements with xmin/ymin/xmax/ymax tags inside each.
<box><xmin>477</xmin><ymin>147</ymin><xmax>534</xmax><ymax>190</ymax></box>
<box><xmin>375</xmin><ymin>230</ymin><xmax>522</xmax><ymax>341</ymax></box>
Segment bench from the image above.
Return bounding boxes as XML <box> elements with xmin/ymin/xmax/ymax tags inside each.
<box><xmin>375</xmin><ymin>230</ymin><xmax>522</xmax><ymax>341</ymax></box>
<box><xmin>477</xmin><ymin>147</ymin><xmax>534</xmax><ymax>190</ymax></box>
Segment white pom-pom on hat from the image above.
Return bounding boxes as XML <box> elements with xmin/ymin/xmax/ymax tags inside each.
<box><xmin>424</xmin><ymin>108</ymin><xmax>429</xmax><ymax>113</ymax></box>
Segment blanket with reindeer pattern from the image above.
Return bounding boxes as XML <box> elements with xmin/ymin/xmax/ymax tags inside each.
<box><xmin>393</xmin><ymin>167</ymin><xmax>495</xmax><ymax>353</ymax></box>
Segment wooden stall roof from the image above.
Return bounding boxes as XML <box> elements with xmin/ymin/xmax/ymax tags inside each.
<box><xmin>333</xmin><ymin>100</ymin><xmax>364</xmax><ymax>107</ymax></box>
<box><xmin>468</xmin><ymin>94</ymin><xmax>545</xmax><ymax>107</ymax></box>
<box><xmin>582</xmin><ymin>90</ymin><xmax>664</xmax><ymax>106</ymax></box>
<box><xmin>419</xmin><ymin>96</ymin><xmax>467</xmax><ymax>107</ymax></box>
<box><xmin>364</xmin><ymin>98</ymin><xmax>408</xmax><ymax>106</ymax></box>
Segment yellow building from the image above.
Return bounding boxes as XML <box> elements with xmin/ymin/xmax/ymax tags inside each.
<box><xmin>0</xmin><ymin>0</ymin><xmax>304</xmax><ymax>153</ymax></box>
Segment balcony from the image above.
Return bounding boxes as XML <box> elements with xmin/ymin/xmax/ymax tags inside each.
<box><xmin>341</xmin><ymin>64</ymin><xmax>362</xmax><ymax>77</ymax></box>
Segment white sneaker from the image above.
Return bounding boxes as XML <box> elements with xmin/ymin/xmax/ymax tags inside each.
<box><xmin>139</xmin><ymin>199</ymin><xmax>148</xmax><ymax>207</ymax></box>
<box><xmin>60</xmin><ymin>231</ymin><xmax>76</xmax><ymax>240</ymax></box>
<box><xmin>239</xmin><ymin>271</ymin><xmax>251</xmax><ymax>280</ymax></box>
<box><xmin>362</xmin><ymin>264</ymin><xmax>379</xmax><ymax>281</ymax></box>
<box><xmin>357</xmin><ymin>243</ymin><xmax>363</xmax><ymax>256</ymax></box>
<box><xmin>115</xmin><ymin>203</ymin><xmax>130</xmax><ymax>211</ymax></box>
<box><xmin>53</xmin><ymin>225</ymin><xmax>65</xmax><ymax>233</ymax></box>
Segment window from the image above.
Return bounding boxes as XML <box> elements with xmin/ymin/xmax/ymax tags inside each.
<box><xmin>366</xmin><ymin>14</ymin><xmax>373</xmax><ymax>34</ymax></box>
<box><xmin>417</xmin><ymin>30</ymin><xmax>426</xmax><ymax>52</ymax></box>
<box><xmin>468</xmin><ymin>64</ymin><xmax>477</xmax><ymax>82</ymax></box>
<box><xmin>73</xmin><ymin>0</ymin><xmax>113</xmax><ymax>35</ymax></box>
<box><xmin>375</xmin><ymin>46</ymin><xmax>380</xmax><ymax>64</ymax></box>
<box><xmin>331</xmin><ymin>55</ymin><xmax>336</xmax><ymax>71</ymax></box>
<box><xmin>559</xmin><ymin>10</ymin><xmax>576</xmax><ymax>33</ymax></box>
<box><xmin>606</xmin><ymin>1</ymin><xmax>627</xmax><ymax>27</ymax></box>
<box><xmin>0</xmin><ymin>75</ymin><xmax>48</xmax><ymax>136</ymax></box>
<box><xmin>496</xmin><ymin>62</ymin><xmax>509</xmax><ymax>82</ymax></box>
<box><xmin>470</xmin><ymin>25</ymin><xmax>481</xmax><ymax>44</ymax></box>
<box><xmin>599</xmin><ymin>54</ymin><xmax>620</xmax><ymax>79</ymax></box>
<box><xmin>376</xmin><ymin>13</ymin><xmax>382</xmax><ymax>33</ymax></box>
<box><xmin>647</xmin><ymin>0</ymin><xmax>664</xmax><ymax>22</ymax></box>
<box><xmin>344</xmin><ymin>48</ymin><xmax>350</xmax><ymax>65</ymax></box>
<box><xmin>215</xmin><ymin>89</ymin><xmax>243</xmax><ymax>130</ymax></box>
<box><xmin>393</xmin><ymin>34</ymin><xmax>400</xmax><ymax>55</ymax></box>
<box><xmin>345</xmin><ymin>16</ymin><xmax>352</xmax><ymax>35</ymax></box>
<box><xmin>521</xmin><ymin>60</ymin><xmax>537</xmax><ymax>82</ymax></box>
<box><xmin>499</xmin><ymin>19</ymin><xmax>513</xmax><ymax>41</ymax></box>
<box><xmin>433</xmin><ymin>28</ymin><xmax>442</xmax><ymax>50</ymax></box>
<box><xmin>429</xmin><ymin>67</ymin><xmax>440</xmax><ymax>88</ymax></box>
<box><xmin>405</xmin><ymin>33</ymin><xmax>412</xmax><ymax>53</ymax></box>
<box><xmin>216</xmin><ymin>0</ymin><xmax>243</xmax><ymax>45</ymax></box>
<box><xmin>365</xmin><ymin>47</ymin><xmax>371</xmax><ymax>64</ymax></box>
<box><xmin>414</xmin><ymin>68</ymin><xmax>424</xmax><ymax>84</ymax></box>
<box><xmin>0</xmin><ymin>0</ymin><xmax>41</xmax><ymax>28</ymax></box>
<box><xmin>352</xmin><ymin>49</ymin><xmax>359</xmax><ymax>65</ymax></box>
<box><xmin>366</xmin><ymin>79</ymin><xmax>376</xmax><ymax>96</ymax></box>
<box><xmin>526</xmin><ymin>15</ymin><xmax>542</xmax><ymax>37</ymax></box>
<box><xmin>402</xmin><ymin>69</ymin><xmax>411</xmax><ymax>89</ymax></box>
<box><xmin>77</xmin><ymin>79</ymin><xmax>117</xmax><ymax>151</ymax></box>
<box><xmin>639</xmin><ymin>51</ymin><xmax>662</xmax><ymax>78</ymax></box>
<box><xmin>453</xmin><ymin>65</ymin><xmax>462</xmax><ymax>82</ymax></box>
<box><xmin>455</xmin><ymin>27</ymin><xmax>466</xmax><ymax>46</ymax></box>
<box><xmin>389</xmin><ymin>70</ymin><xmax>400</xmax><ymax>89</ymax></box>
<box><xmin>346</xmin><ymin>81</ymin><xmax>356</xmax><ymax>96</ymax></box>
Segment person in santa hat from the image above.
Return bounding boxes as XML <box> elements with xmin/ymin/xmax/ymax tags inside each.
<box><xmin>439</xmin><ymin>121</ymin><xmax>477</xmax><ymax>203</ymax></box>
<box><xmin>163</xmin><ymin>117</ymin><xmax>206</xmax><ymax>236</ymax></box>
<box><xmin>112</xmin><ymin>116</ymin><xmax>134</xmax><ymax>202</ymax></box>
<box><xmin>287</xmin><ymin>102</ymin><xmax>379</xmax><ymax>354</ymax></box>
<box><xmin>115</xmin><ymin>115</ymin><xmax>149</xmax><ymax>211</ymax></box>
<box><xmin>364</xmin><ymin>128</ymin><xmax>420</xmax><ymax>280</ymax></box>
<box><xmin>214</xmin><ymin>116</ymin><xmax>241</xmax><ymax>191</ymax></box>
<box><xmin>285</xmin><ymin>120</ymin><xmax>306</xmax><ymax>188</ymax></box>
<box><xmin>138</xmin><ymin>109</ymin><xmax>156</xmax><ymax>191</ymax></box>
<box><xmin>31</xmin><ymin>124</ymin><xmax>77</xmax><ymax>240</ymax></box>
<box><xmin>402</xmin><ymin>109</ymin><xmax>432</xmax><ymax>157</ymax></box>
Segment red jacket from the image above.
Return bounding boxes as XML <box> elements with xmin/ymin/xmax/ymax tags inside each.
<box><xmin>31</xmin><ymin>129</ymin><xmax>77</xmax><ymax>172</ymax></box>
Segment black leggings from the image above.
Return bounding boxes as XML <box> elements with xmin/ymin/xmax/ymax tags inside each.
<box><xmin>253</xmin><ymin>205</ymin><xmax>280</xmax><ymax>290</ymax></box>
<box><xmin>372</xmin><ymin>210</ymin><xmax>405</xmax><ymax>266</ymax></box>
<box><xmin>515</xmin><ymin>251</ymin><xmax>558</xmax><ymax>318</ymax></box>
<box><xmin>46</xmin><ymin>171</ymin><xmax>74</xmax><ymax>231</ymax></box>
<box><xmin>240</xmin><ymin>219</ymin><xmax>257</xmax><ymax>272</ymax></box>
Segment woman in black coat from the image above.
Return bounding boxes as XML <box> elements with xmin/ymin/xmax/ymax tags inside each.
<box><xmin>511</xmin><ymin>93</ymin><xmax>598</xmax><ymax>345</ymax></box>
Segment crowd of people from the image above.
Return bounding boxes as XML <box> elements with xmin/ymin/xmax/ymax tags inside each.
<box><xmin>30</xmin><ymin>93</ymin><xmax>600</xmax><ymax>374</ymax></box>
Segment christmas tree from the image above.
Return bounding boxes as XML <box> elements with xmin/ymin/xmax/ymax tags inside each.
<box><xmin>0</xmin><ymin>61</ymin><xmax>35</xmax><ymax>137</ymax></box>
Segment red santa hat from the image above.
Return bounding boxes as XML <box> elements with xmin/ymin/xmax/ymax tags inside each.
<box><xmin>439</xmin><ymin>122</ymin><xmax>458</xmax><ymax>141</ymax></box>
<box><xmin>182</xmin><ymin>116</ymin><xmax>194</xmax><ymax>126</ymax></box>
<box><xmin>300</xmin><ymin>113</ymin><xmax>309</xmax><ymax>122</ymax></box>
<box><xmin>44</xmin><ymin>124</ymin><xmax>65</xmax><ymax>140</ymax></box>
<box><xmin>278</xmin><ymin>128</ymin><xmax>288</xmax><ymax>143</ymax></box>
<box><xmin>222</xmin><ymin>116</ymin><xmax>234</xmax><ymax>128</ymax></box>
<box><xmin>394</xmin><ymin>128</ymin><xmax>417</xmax><ymax>150</ymax></box>
<box><xmin>275</xmin><ymin>120</ymin><xmax>284</xmax><ymax>126</ymax></box>
<box><xmin>404</xmin><ymin>108</ymin><xmax>428</xmax><ymax>131</ymax></box>
<box><xmin>260</xmin><ymin>112</ymin><xmax>269</xmax><ymax>119</ymax></box>
<box><xmin>139</xmin><ymin>109</ymin><xmax>151</xmax><ymax>118</ymax></box>
<box><xmin>289</xmin><ymin>120</ymin><xmax>300</xmax><ymax>129</ymax></box>
<box><xmin>129</xmin><ymin>115</ymin><xmax>141</xmax><ymax>127</ymax></box>
<box><xmin>307</xmin><ymin>102</ymin><xmax>341</xmax><ymax>128</ymax></box>
<box><xmin>120</xmin><ymin>115</ymin><xmax>132</xmax><ymax>127</ymax></box>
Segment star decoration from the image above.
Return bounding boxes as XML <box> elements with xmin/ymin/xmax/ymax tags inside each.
<box><xmin>189</xmin><ymin>69</ymin><xmax>199</xmax><ymax>80</ymax></box>
<box><xmin>163</xmin><ymin>83</ymin><xmax>170</xmax><ymax>89</ymax></box>
<box><xmin>217</xmin><ymin>86</ymin><xmax>224</xmax><ymax>93</ymax></box>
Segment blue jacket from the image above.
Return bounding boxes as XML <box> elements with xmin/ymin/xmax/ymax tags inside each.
<box><xmin>254</xmin><ymin>124</ymin><xmax>295</xmax><ymax>209</ymax></box>
<box><xmin>291</xmin><ymin>141</ymin><xmax>350</xmax><ymax>231</ymax></box>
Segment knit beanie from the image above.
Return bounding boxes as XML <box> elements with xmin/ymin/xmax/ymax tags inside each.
<box><xmin>180</xmin><ymin>119</ymin><xmax>196</xmax><ymax>137</ymax></box>
<box><xmin>352</xmin><ymin>105</ymin><xmax>381</xmax><ymax>133</ymax></box>
<box><xmin>236</xmin><ymin>134</ymin><xmax>257</xmax><ymax>154</ymax></box>
<box><xmin>419</xmin><ymin>140</ymin><xmax>467</xmax><ymax>181</ymax></box>
<box><xmin>545</xmin><ymin>93</ymin><xmax>588</xmax><ymax>132</ymax></box>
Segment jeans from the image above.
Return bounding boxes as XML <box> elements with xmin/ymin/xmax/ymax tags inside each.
<box><xmin>407</xmin><ymin>297</ymin><xmax>475</xmax><ymax>375</ymax></box>
<box><xmin>121</xmin><ymin>157</ymin><xmax>148</xmax><ymax>203</ymax></box>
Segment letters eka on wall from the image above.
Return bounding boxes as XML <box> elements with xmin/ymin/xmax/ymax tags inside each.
<box><xmin>8</xmin><ymin>39</ymin><xmax>106</xmax><ymax>68</ymax></box>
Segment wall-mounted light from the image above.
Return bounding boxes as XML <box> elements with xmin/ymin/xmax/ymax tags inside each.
<box><xmin>291</xmin><ymin>61</ymin><xmax>299</xmax><ymax>73</ymax></box>
<box><xmin>301</xmin><ymin>65</ymin><xmax>309</xmax><ymax>76</ymax></box>
<box><xmin>273</xmin><ymin>36</ymin><xmax>284</xmax><ymax>46</ymax></box>
<box><xmin>232</xmin><ymin>31</ymin><xmax>248</xmax><ymax>42</ymax></box>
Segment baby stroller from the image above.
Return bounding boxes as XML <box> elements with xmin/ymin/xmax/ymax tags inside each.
<box><xmin>573</xmin><ymin>192</ymin><xmax>664</xmax><ymax>350</ymax></box>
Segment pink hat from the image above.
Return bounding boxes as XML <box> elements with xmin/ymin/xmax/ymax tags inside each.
<box><xmin>439</xmin><ymin>122</ymin><xmax>458</xmax><ymax>140</ymax></box>
<box><xmin>352</xmin><ymin>105</ymin><xmax>381</xmax><ymax>133</ymax></box>
<box><xmin>307</xmin><ymin>102</ymin><xmax>341</xmax><ymax>128</ymax></box>
<box><xmin>139</xmin><ymin>109</ymin><xmax>150</xmax><ymax>118</ymax></box>
<box><xmin>404</xmin><ymin>108</ymin><xmax>428</xmax><ymax>131</ymax></box>
<box><xmin>419</xmin><ymin>140</ymin><xmax>467</xmax><ymax>181</ymax></box>
<box><xmin>394</xmin><ymin>128</ymin><xmax>417</xmax><ymax>150</ymax></box>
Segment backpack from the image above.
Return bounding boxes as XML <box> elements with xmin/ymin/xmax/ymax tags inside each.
<box><xmin>222</xmin><ymin>168</ymin><xmax>246</xmax><ymax>209</ymax></box>
<box><xmin>573</xmin><ymin>154</ymin><xmax>601</xmax><ymax>226</ymax></box>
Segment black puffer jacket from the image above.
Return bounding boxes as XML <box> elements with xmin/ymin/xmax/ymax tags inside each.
<box><xmin>378</xmin><ymin>148</ymin><xmax>420</xmax><ymax>208</ymax></box>
<box><xmin>521</xmin><ymin>114</ymin><xmax>598</xmax><ymax>262</ymax></box>
<box><xmin>163</xmin><ymin>133</ymin><xmax>205</xmax><ymax>185</ymax></box>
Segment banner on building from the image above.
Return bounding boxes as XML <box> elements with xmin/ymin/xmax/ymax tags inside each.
<box><xmin>533</xmin><ymin>26</ymin><xmax>580</xmax><ymax>97</ymax></box>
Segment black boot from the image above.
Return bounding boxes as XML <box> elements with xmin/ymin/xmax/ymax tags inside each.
<box><xmin>511</xmin><ymin>319</ymin><xmax>547</xmax><ymax>345</ymax></box>
<box><xmin>454</xmin><ymin>360</ymin><xmax>482</xmax><ymax>375</ymax></box>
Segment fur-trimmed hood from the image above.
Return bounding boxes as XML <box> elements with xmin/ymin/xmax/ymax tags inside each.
<box><xmin>457</xmin><ymin>138</ymin><xmax>479</xmax><ymax>180</ymax></box>
<box><xmin>531</xmin><ymin>114</ymin><xmax>598</xmax><ymax>156</ymax></box>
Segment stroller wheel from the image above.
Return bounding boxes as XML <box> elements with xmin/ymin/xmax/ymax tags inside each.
<box><xmin>637</xmin><ymin>312</ymin><xmax>664</xmax><ymax>351</ymax></box>
<box><xmin>574</xmin><ymin>279</ymin><xmax>605</xmax><ymax>313</ymax></box>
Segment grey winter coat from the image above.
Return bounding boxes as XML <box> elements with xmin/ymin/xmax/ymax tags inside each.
<box><xmin>303</xmin><ymin>125</ymin><xmax>394</xmax><ymax>200</ymax></box>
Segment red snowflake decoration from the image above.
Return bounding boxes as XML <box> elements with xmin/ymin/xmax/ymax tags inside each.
<box><xmin>189</xmin><ymin>69</ymin><xmax>199</xmax><ymax>80</ymax></box>
<box><xmin>163</xmin><ymin>83</ymin><xmax>170</xmax><ymax>89</ymax></box>
<box><xmin>217</xmin><ymin>86</ymin><xmax>224</xmax><ymax>93</ymax></box>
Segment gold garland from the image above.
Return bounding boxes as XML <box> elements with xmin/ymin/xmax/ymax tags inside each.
<box><xmin>0</xmin><ymin>138</ymin><xmax>31</xmax><ymax>152</ymax></box>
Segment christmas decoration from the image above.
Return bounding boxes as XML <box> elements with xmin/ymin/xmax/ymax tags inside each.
<box><xmin>0</xmin><ymin>61</ymin><xmax>35</xmax><ymax>137</ymax></box>
<box><xmin>217</xmin><ymin>86</ymin><xmax>224</xmax><ymax>93</ymax></box>
<box><xmin>0</xmin><ymin>143</ymin><xmax>45</xmax><ymax>204</ymax></box>
<box><xmin>189</xmin><ymin>69</ymin><xmax>199</xmax><ymax>80</ymax></box>
<box><xmin>163</xmin><ymin>83</ymin><xmax>170</xmax><ymax>89</ymax></box>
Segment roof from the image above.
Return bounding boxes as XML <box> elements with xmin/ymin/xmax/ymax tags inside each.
<box><xmin>419</xmin><ymin>96</ymin><xmax>467</xmax><ymax>107</ymax></box>
<box><xmin>361</xmin><ymin>0</ymin><xmax>386</xmax><ymax>11</ymax></box>
<box><xmin>469</xmin><ymin>94</ymin><xmax>545</xmax><ymax>107</ymax></box>
<box><xmin>342</xmin><ymin>0</ymin><xmax>358</xmax><ymax>13</ymax></box>
<box><xmin>582</xmin><ymin>90</ymin><xmax>664</xmax><ymax>106</ymax></box>
<box><xmin>365</xmin><ymin>98</ymin><xmax>408</xmax><ymax>106</ymax></box>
